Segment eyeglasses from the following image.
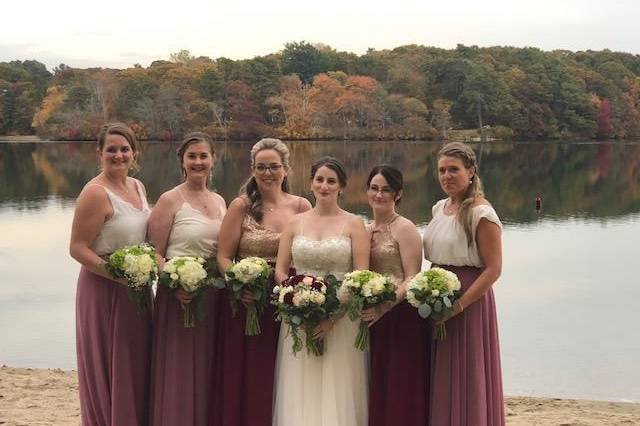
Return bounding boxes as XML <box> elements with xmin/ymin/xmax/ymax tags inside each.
<box><xmin>254</xmin><ymin>163</ymin><xmax>284</xmax><ymax>174</ymax></box>
<box><xmin>367</xmin><ymin>186</ymin><xmax>394</xmax><ymax>197</ymax></box>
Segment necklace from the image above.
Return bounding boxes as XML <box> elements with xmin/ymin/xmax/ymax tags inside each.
<box><xmin>263</xmin><ymin>199</ymin><xmax>281</xmax><ymax>213</ymax></box>
<box><xmin>444</xmin><ymin>199</ymin><xmax>458</xmax><ymax>215</ymax></box>
<box><xmin>184</xmin><ymin>186</ymin><xmax>211</xmax><ymax>210</ymax></box>
<box><xmin>373</xmin><ymin>212</ymin><xmax>399</xmax><ymax>231</ymax></box>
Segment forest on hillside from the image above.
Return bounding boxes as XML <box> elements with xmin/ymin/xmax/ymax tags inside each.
<box><xmin>1</xmin><ymin>42</ymin><xmax>639</xmax><ymax>141</ymax></box>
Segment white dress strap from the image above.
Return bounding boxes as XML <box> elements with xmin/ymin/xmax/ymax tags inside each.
<box><xmin>133</xmin><ymin>180</ymin><xmax>149</xmax><ymax>210</ymax></box>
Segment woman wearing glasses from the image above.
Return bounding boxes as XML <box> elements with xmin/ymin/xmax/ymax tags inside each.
<box><xmin>362</xmin><ymin>165</ymin><xmax>430</xmax><ymax>425</ymax></box>
<box><xmin>213</xmin><ymin>138</ymin><xmax>311</xmax><ymax>426</ymax></box>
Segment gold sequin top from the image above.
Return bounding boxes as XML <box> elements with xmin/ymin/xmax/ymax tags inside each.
<box><xmin>237</xmin><ymin>214</ymin><xmax>280</xmax><ymax>263</ymax></box>
<box><xmin>368</xmin><ymin>217</ymin><xmax>405</xmax><ymax>285</ymax></box>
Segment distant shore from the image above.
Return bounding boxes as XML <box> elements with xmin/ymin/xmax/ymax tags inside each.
<box><xmin>1</xmin><ymin>366</ymin><xmax>638</xmax><ymax>425</ymax></box>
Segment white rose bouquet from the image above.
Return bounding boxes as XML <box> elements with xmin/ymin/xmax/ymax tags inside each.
<box><xmin>406</xmin><ymin>267</ymin><xmax>461</xmax><ymax>340</ymax></box>
<box><xmin>271</xmin><ymin>274</ymin><xmax>341</xmax><ymax>356</ymax></box>
<box><xmin>158</xmin><ymin>256</ymin><xmax>223</xmax><ymax>328</ymax></box>
<box><xmin>341</xmin><ymin>270</ymin><xmax>397</xmax><ymax>350</ymax></box>
<box><xmin>104</xmin><ymin>243</ymin><xmax>157</xmax><ymax>313</ymax></box>
<box><xmin>224</xmin><ymin>257</ymin><xmax>272</xmax><ymax>336</ymax></box>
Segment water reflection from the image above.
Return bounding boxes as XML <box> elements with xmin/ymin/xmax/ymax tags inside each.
<box><xmin>1</xmin><ymin>141</ymin><xmax>640</xmax><ymax>402</ymax></box>
<box><xmin>2</xmin><ymin>141</ymin><xmax>640</xmax><ymax>223</ymax></box>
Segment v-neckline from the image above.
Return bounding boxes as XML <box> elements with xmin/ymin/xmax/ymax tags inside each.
<box><xmin>103</xmin><ymin>182</ymin><xmax>145</xmax><ymax>212</ymax></box>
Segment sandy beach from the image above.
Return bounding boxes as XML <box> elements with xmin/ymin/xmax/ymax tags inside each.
<box><xmin>0</xmin><ymin>366</ymin><xmax>638</xmax><ymax>425</ymax></box>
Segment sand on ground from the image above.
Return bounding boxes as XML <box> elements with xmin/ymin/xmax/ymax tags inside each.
<box><xmin>1</xmin><ymin>365</ymin><xmax>639</xmax><ymax>426</ymax></box>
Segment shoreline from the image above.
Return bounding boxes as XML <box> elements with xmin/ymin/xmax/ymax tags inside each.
<box><xmin>1</xmin><ymin>366</ymin><xmax>639</xmax><ymax>425</ymax></box>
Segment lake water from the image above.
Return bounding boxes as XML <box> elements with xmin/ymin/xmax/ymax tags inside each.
<box><xmin>1</xmin><ymin>141</ymin><xmax>639</xmax><ymax>403</ymax></box>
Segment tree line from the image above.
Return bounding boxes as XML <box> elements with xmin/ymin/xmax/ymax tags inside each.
<box><xmin>1</xmin><ymin>42</ymin><xmax>639</xmax><ymax>141</ymax></box>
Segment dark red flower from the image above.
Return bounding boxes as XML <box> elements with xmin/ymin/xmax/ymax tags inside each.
<box><xmin>288</xmin><ymin>274</ymin><xmax>306</xmax><ymax>286</ymax></box>
<box><xmin>311</xmin><ymin>282</ymin><xmax>323</xmax><ymax>291</ymax></box>
<box><xmin>283</xmin><ymin>292</ymin><xmax>294</xmax><ymax>305</ymax></box>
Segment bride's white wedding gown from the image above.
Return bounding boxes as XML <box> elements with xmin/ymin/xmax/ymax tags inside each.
<box><xmin>272</xmin><ymin>233</ymin><xmax>369</xmax><ymax>426</ymax></box>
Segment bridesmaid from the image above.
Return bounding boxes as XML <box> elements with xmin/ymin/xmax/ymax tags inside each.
<box><xmin>423</xmin><ymin>142</ymin><xmax>505</xmax><ymax>426</ymax></box>
<box><xmin>70</xmin><ymin>122</ymin><xmax>151</xmax><ymax>426</ymax></box>
<box><xmin>148</xmin><ymin>132</ymin><xmax>226</xmax><ymax>426</ymax></box>
<box><xmin>213</xmin><ymin>138</ymin><xmax>311</xmax><ymax>426</ymax></box>
<box><xmin>362</xmin><ymin>165</ymin><xmax>430</xmax><ymax>426</ymax></box>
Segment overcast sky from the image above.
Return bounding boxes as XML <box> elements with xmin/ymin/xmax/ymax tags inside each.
<box><xmin>2</xmin><ymin>0</ymin><xmax>639</xmax><ymax>70</ymax></box>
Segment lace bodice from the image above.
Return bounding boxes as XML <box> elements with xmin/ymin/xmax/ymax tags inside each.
<box><xmin>237</xmin><ymin>214</ymin><xmax>281</xmax><ymax>263</ymax></box>
<box><xmin>291</xmin><ymin>235</ymin><xmax>352</xmax><ymax>280</ymax></box>
<box><xmin>368</xmin><ymin>222</ymin><xmax>404</xmax><ymax>285</ymax></box>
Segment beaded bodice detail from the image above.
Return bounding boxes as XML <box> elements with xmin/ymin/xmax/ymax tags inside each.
<box><xmin>368</xmin><ymin>223</ymin><xmax>404</xmax><ymax>285</ymax></box>
<box><xmin>237</xmin><ymin>214</ymin><xmax>280</xmax><ymax>263</ymax></box>
<box><xmin>291</xmin><ymin>235</ymin><xmax>352</xmax><ymax>281</ymax></box>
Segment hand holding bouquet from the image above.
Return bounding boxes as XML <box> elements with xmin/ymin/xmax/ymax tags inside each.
<box><xmin>272</xmin><ymin>274</ymin><xmax>340</xmax><ymax>356</ymax></box>
<box><xmin>341</xmin><ymin>270</ymin><xmax>397</xmax><ymax>350</ymax></box>
<box><xmin>406</xmin><ymin>267</ymin><xmax>461</xmax><ymax>340</ymax></box>
<box><xmin>104</xmin><ymin>243</ymin><xmax>157</xmax><ymax>313</ymax></box>
<box><xmin>224</xmin><ymin>257</ymin><xmax>272</xmax><ymax>336</ymax></box>
<box><xmin>158</xmin><ymin>256</ymin><xmax>223</xmax><ymax>327</ymax></box>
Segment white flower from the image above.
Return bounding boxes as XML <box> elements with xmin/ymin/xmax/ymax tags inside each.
<box><xmin>170</xmin><ymin>273</ymin><xmax>179</xmax><ymax>280</ymax></box>
<box><xmin>278</xmin><ymin>287</ymin><xmax>293</xmax><ymax>304</ymax></box>
<box><xmin>273</xmin><ymin>285</ymin><xmax>280</xmax><ymax>294</ymax></box>
<box><xmin>431</xmin><ymin>289</ymin><xmax>440</xmax><ymax>297</ymax></box>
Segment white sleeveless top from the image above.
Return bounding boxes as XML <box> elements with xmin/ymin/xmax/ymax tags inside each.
<box><xmin>91</xmin><ymin>181</ymin><xmax>151</xmax><ymax>256</ymax></box>
<box><xmin>423</xmin><ymin>198</ymin><xmax>502</xmax><ymax>267</ymax></box>
<box><xmin>165</xmin><ymin>190</ymin><xmax>224</xmax><ymax>259</ymax></box>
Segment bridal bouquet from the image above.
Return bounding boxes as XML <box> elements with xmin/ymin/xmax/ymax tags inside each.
<box><xmin>224</xmin><ymin>257</ymin><xmax>272</xmax><ymax>336</ymax></box>
<box><xmin>406</xmin><ymin>267</ymin><xmax>461</xmax><ymax>340</ymax></box>
<box><xmin>105</xmin><ymin>243</ymin><xmax>157</xmax><ymax>313</ymax></box>
<box><xmin>158</xmin><ymin>256</ymin><xmax>223</xmax><ymax>328</ymax></box>
<box><xmin>341</xmin><ymin>270</ymin><xmax>397</xmax><ymax>350</ymax></box>
<box><xmin>272</xmin><ymin>274</ymin><xmax>340</xmax><ymax>356</ymax></box>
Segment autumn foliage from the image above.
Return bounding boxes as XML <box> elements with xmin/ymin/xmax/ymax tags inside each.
<box><xmin>2</xmin><ymin>43</ymin><xmax>640</xmax><ymax>141</ymax></box>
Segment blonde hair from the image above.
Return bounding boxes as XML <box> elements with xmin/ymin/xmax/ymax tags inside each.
<box><xmin>438</xmin><ymin>142</ymin><xmax>484</xmax><ymax>246</ymax></box>
<box><xmin>239</xmin><ymin>138</ymin><xmax>291</xmax><ymax>223</ymax></box>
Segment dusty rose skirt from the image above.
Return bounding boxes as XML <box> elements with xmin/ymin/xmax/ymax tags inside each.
<box><xmin>430</xmin><ymin>265</ymin><xmax>505</xmax><ymax>426</ymax></box>
<box><xmin>76</xmin><ymin>267</ymin><xmax>152</xmax><ymax>426</ymax></box>
<box><xmin>149</xmin><ymin>285</ymin><xmax>220</xmax><ymax>426</ymax></box>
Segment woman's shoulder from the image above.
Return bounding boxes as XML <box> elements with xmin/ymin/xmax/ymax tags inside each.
<box><xmin>78</xmin><ymin>179</ymin><xmax>110</xmax><ymax>202</ymax></box>
<box><xmin>154</xmin><ymin>187</ymin><xmax>182</xmax><ymax>208</ymax></box>
<box><xmin>390</xmin><ymin>215</ymin><xmax>421</xmax><ymax>240</ymax></box>
<box><xmin>472</xmin><ymin>196</ymin><xmax>492</xmax><ymax>208</ymax></box>
<box><xmin>431</xmin><ymin>198</ymin><xmax>447</xmax><ymax>214</ymax></box>
<box><xmin>209</xmin><ymin>190</ymin><xmax>227</xmax><ymax>207</ymax></box>
<box><xmin>343</xmin><ymin>211</ymin><xmax>366</xmax><ymax>228</ymax></box>
<box><xmin>471</xmin><ymin>197</ymin><xmax>502</xmax><ymax>228</ymax></box>
<box><xmin>227</xmin><ymin>196</ymin><xmax>250</xmax><ymax>214</ymax></box>
<box><xmin>285</xmin><ymin>193</ymin><xmax>312</xmax><ymax>212</ymax></box>
<box><xmin>392</xmin><ymin>215</ymin><xmax>418</xmax><ymax>232</ymax></box>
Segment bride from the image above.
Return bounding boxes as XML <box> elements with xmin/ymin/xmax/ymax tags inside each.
<box><xmin>273</xmin><ymin>156</ymin><xmax>371</xmax><ymax>426</ymax></box>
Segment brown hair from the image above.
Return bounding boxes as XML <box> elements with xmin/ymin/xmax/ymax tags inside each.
<box><xmin>438</xmin><ymin>142</ymin><xmax>484</xmax><ymax>246</ymax></box>
<box><xmin>97</xmin><ymin>122</ymin><xmax>140</xmax><ymax>153</ymax></box>
<box><xmin>310</xmin><ymin>156</ymin><xmax>348</xmax><ymax>188</ymax></box>
<box><xmin>366</xmin><ymin>164</ymin><xmax>403</xmax><ymax>205</ymax></box>
<box><xmin>177</xmin><ymin>131</ymin><xmax>216</xmax><ymax>180</ymax></box>
<box><xmin>97</xmin><ymin>122</ymin><xmax>141</xmax><ymax>172</ymax></box>
<box><xmin>239</xmin><ymin>138</ymin><xmax>291</xmax><ymax>223</ymax></box>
